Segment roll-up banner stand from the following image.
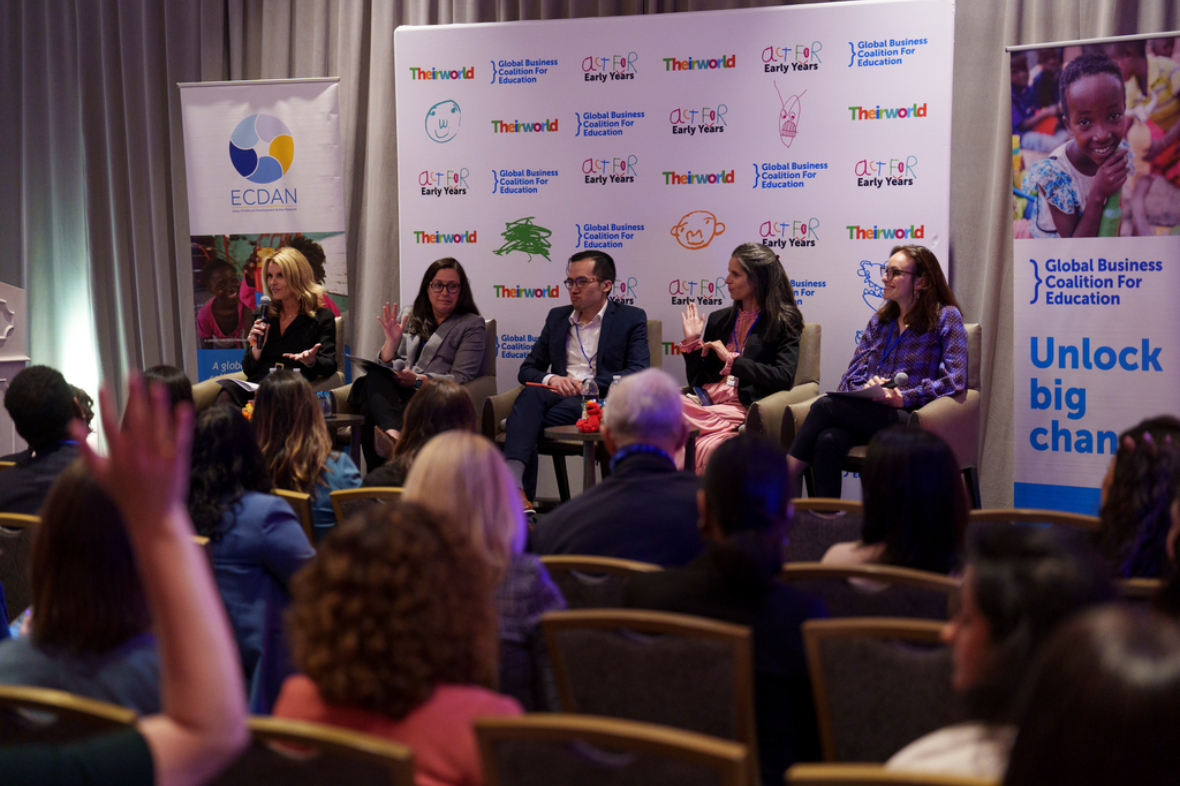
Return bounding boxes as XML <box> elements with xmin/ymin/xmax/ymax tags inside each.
<box><xmin>394</xmin><ymin>0</ymin><xmax>955</xmax><ymax>400</ymax></box>
<box><xmin>1010</xmin><ymin>33</ymin><xmax>1180</xmax><ymax>513</ymax></box>
<box><xmin>179</xmin><ymin>78</ymin><xmax>348</xmax><ymax>382</ymax></box>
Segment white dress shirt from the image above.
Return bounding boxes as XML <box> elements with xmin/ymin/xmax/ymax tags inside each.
<box><xmin>544</xmin><ymin>301</ymin><xmax>609</xmax><ymax>385</ymax></box>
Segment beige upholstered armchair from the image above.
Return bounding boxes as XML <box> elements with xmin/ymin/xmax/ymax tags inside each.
<box><xmin>745</xmin><ymin>322</ymin><xmax>822</xmax><ymax>443</ymax></box>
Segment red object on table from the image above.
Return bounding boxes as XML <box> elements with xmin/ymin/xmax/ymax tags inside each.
<box><xmin>576</xmin><ymin>401</ymin><xmax>602</xmax><ymax>433</ymax></box>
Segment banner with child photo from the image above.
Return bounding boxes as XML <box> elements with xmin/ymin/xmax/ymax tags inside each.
<box><xmin>1010</xmin><ymin>34</ymin><xmax>1180</xmax><ymax>513</ymax></box>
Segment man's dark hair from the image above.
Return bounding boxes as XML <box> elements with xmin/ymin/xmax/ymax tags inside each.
<box><xmin>4</xmin><ymin>366</ymin><xmax>76</xmax><ymax>448</ymax></box>
<box><xmin>569</xmin><ymin>250</ymin><xmax>616</xmax><ymax>286</ymax></box>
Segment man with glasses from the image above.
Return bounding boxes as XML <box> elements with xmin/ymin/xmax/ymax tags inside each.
<box><xmin>504</xmin><ymin>250</ymin><xmax>650</xmax><ymax>510</ymax></box>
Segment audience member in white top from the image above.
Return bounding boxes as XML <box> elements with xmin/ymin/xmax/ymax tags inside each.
<box><xmin>887</xmin><ymin>526</ymin><xmax>1114</xmax><ymax>780</ymax></box>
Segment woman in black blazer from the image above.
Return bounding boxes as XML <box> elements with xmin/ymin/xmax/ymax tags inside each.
<box><xmin>680</xmin><ymin>243</ymin><xmax>802</xmax><ymax>473</ymax></box>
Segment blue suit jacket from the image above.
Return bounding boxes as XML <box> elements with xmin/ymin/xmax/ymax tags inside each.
<box><xmin>517</xmin><ymin>301</ymin><xmax>650</xmax><ymax>391</ymax></box>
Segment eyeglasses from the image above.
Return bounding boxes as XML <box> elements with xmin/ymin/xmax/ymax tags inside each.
<box><xmin>878</xmin><ymin>265</ymin><xmax>916</xmax><ymax>281</ymax></box>
<box><xmin>563</xmin><ymin>277</ymin><xmax>601</xmax><ymax>290</ymax></box>
<box><xmin>429</xmin><ymin>281</ymin><xmax>462</xmax><ymax>294</ymax></box>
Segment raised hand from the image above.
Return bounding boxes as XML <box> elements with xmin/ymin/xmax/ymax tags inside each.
<box><xmin>681</xmin><ymin>302</ymin><xmax>705</xmax><ymax>343</ymax></box>
<box><xmin>71</xmin><ymin>375</ymin><xmax>194</xmax><ymax>530</ymax></box>
<box><xmin>701</xmin><ymin>340</ymin><xmax>731</xmax><ymax>363</ymax></box>
<box><xmin>283</xmin><ymin>343</ymin><xmax>321</xmax><ymax>367</ymax></box>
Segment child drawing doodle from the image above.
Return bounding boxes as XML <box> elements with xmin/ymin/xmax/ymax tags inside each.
<box><xmin>425</xmin><ymin>99</ymin><xmax>462</xmax><ymax>144</ymax></box>
<box><xmin>494</xmin><ymin>217</ymin><xmax>552</xmax><ymax>262</ymax></box>
<box><xmin>775</xmin><ymin>82</ymin><xmax>806</xmax><ymax>148</ymax></box>
<box><xmin>671</xmin><ymin>210</ymin><xmax>726</xmax><ymax>250</ymax></box>
<box><xmin>857</xmin><ymin>259</ymin><xmax>884</xmax><ymax>311</ymax></box>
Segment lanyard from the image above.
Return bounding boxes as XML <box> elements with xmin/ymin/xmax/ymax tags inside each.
<box><xmin>876</xmin><ymin>320</ymin><xmax>905</xmax><ymax>371</ymax></box>
<box><xmin>573</xmin><ymin>319</ymin><xmax>596</xmax><ymax>375</ymax></box>
<box><xmin>609</xmin><ymin>443</ymin><xmax>674</xmax><ymax>473</ymax></box>
<box><xmin>730</xmin><ymin>313</ymin><xmax>761</xmax><ymax>357</ymax></box>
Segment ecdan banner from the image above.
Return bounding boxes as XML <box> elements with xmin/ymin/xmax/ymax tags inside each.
<box><xmin>179</xmin><ymin>79</ymin><xmax>348</xmax><ymax>381</ymax></box>
<box><xmin>1011</xmin><ymin>36</ymin><xmax>1180</xmax><ymax>513</ymax></box>
<box><xmin>394</xmin><ymin>0</ymin><xmax>955</xmax><ymax>391</ymax></box>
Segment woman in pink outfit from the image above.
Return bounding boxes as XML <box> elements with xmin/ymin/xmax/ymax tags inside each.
<box><xmin>679</xmin><ymin>243</ymin><xmax>803</xmax><ymax>473</ymax></box>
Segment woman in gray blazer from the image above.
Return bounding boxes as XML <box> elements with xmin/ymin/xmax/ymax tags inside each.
<box><xmin>352</xmin><ymin>257</ymin><xmax>486</xmax><ymax>469</ymax></box>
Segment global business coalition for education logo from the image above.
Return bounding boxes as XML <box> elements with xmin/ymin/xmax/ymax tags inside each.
<box><xmin>490</xmin><ymin>58</ymin><xmax>557</xmax><ymax>85</ymax></box>
<box><xmin>848</xmin><ymin>37</ymin><xmax>929</xmax><ymax>68</ymax></box>
<box><xmin>229</xmin><ymin>114</ymin><xmax>296</xmax><ymax>208</ymax></box>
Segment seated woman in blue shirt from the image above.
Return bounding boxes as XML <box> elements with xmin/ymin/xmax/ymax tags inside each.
<box><xmin>787</xmin><ymin>244</ymin><xmax>968</xmax><ymax>498</ymax></box>
<box><xmin>253</xmin><ymin>370</ymin><xmax>361</xmax><ymax>541</ymax></box>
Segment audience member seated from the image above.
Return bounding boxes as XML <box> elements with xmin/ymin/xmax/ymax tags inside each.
<box><xmin>679</xmin><ymin>242</ymin><xmax>803</xmax><ymax>473</ymax></box>
<box><xmin>0</xmin><ymin>376</ymin><xmax>248</xmax><ymax>786</ymax></box>
<box><xmin>362</xmin><ymin>378</ymin><xmax>477</xmax><ymax>487</ymax></box>
<box><xmin>0</xmin><ymin>460</ymin><xmax>160</xmax><ymax>713</ymax></box>
<box><xmin>144</xmin><ymin>364</ymin><xmax>195</xmax><ymax>410</ymax></box>
<box><xmin>404</xmin><ymin>432</ymin><xmax>566</xmax><ymax>711</ymax></box>
<box><xmin>349</xmin><ymin>257</ymin><xmax>485</xmax><ymax>470</ymax></box>
<box><xmin>1151</xmin><ymin>462</ymin><xmax>1180</xmax><ymax>617</ymax></box>
<box><xmin>822</xmin><ymin>427</ymin><xmax>967</xmax><ymax>575</ymax></box>
<box><xmin>187</xmin><ymin>405</ymin><xmax>315</xmax><ymax>710</ymax></box>
<box><xmin>1003</xmin><ymin>606</ymin><xmax>1180</xmax><ymax>786</ymax></box>
<box><xmin>274</xmin><ymin>503</ymin><xmax>521</xmax><ymax>786</ymax></box>
<box><xmin>623</xmin><ymin>435</ymin><xmax>827</xmax><ymax>786</ymax></box>
<box><xmin>1092</xmin><ymin>416</ymin><xmax>1180</xmax><ymax>577</ymax></box>
<box><xmin>253</xmin><ymin>370</ymin><xmax>360</xmax><ymax>541</ymax></box>
<box><xmin>532</xmin><ymin>368</ymin><xmax>703</xmax><ymax>566</ymax></box>
<box><xmin>0</xmin><ymin>366</ymin><xmax>85</xmax><ymax>514</ymax></box>
<box><xmin>887</xmin><ymin>526</ymin><xmax>1115</xmax><ymax>780</ymax></box>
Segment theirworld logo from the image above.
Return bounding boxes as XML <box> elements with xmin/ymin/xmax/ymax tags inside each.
<box><xmin>229</xmin><ymin>114</ymin><xmax>294</xmax><ymax>184</ymax></box>
<box><xmin>846</xmin><ymin>224</ymin><xmax>924</xmax><ymax>240</ymax></box>
<box><xmin>492</xmin><ymin>118</ymin><xmax>558</xmax><ymax>134</ymax></box>
<box><xmin>414</xmin><ymin>230</ymin><xmax>477</xmax><ymax>245</ymax></box>
<box><xmin>848</xmin><ymin>103</ymin><xmax>927</xmax><ymax>120</ymax></box>
<box><xmin>583</xmin><ymin>53</ymin><xmax>638</xmax><ymax>82</ymax></box>
<box><xmin>664</xmin><ymin>54</ymin><xmax>736</xmax><ymax>71</ymax></box>
<box><xmin>409</xmin><ymin>66</ymin><xmax>474</xmax><ymax>80</ymax></box>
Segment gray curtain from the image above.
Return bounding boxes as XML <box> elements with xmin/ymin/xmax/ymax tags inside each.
<box><xmin>2</xmin><ymin>0</ymin><xmax>1176</xmax><ymax>504</ymax></box>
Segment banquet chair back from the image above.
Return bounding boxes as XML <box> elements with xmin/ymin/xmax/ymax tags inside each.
<box><xmin>785</xmin><ymin>501</ymin><xmax>864</xmax><ymax>563</ymax></box>
<box><xmin>802</xmin><ymin>618</ymin><xmax>956</xmax><ymax>763</ymax></box>
<box><xmin>787</xmin><ymin>763</ymin><xmax>998</xmax><ymax>785</ymax></box>
<box><xmin>273</xmin><ymin>489</ymin><xmax>314</xmax><ymax>543</ymax></box>
<box><xmin>209</xmin><ymin>716</ymin><xmax>414</xmax><ymax>786</ymax></box>
<box><xmin>0</xmin><ymin>512</ymin><xmax>38</xmax><ymax>623</ymax></box>
<box><xmin>330</xmin><ymin>487</ymin><xmax>402</xmax><ymax>527</ymax></box>
<box><xmin>0</xmin><ymin>685</ymin><xmax>135</xmax><ymax>743</ymax></box>
<box><xmin>539</xmin><ymin>556</ymin><xmax>662</xmax><ymax>609</ymax></box>
<box><xmin>777</xmin><ymin>564</ymin><xmax>960</xmax><ymax>620</ymax></box>
<box><xmin>477</xmin><ymin>714</ymin><xmax>750</xmax><ymax>786</ymax></box>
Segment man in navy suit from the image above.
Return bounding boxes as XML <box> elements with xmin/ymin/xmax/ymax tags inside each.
<box><xmin>505</xmin><ymin>250</ymin><xmax>649</xmax><ymax>506</ymax></box>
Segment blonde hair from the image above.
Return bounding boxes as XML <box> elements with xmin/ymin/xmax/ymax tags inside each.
<box><xmin>263</xmin><ymin>246</ymin><xmax>323</xmax><ymax>318</ymax></box>
<box><xmin>403</xmin><ymin>431</ymin><xmax>526</xmax><ymax>584</ymax></box>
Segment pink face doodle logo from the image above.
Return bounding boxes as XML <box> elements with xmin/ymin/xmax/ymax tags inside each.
<box><xmin>671</xmin><ymin>210</ymin><xmax>726</xmax><ymax>250</ymax></box>
<box><xmin>775</xmin><ymin>82</ymin><xmax>806</xmax><ymax>148</ymax></box>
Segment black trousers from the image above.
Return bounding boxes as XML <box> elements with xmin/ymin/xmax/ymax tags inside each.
<box><xmin>502</xmin><ymin>386</ymin><xmax>583</xmax><ymax>501</ymax></box>
<box><xmin>353</xmin><ymin>372</ymin><xmax>417</xmax><ymax>471</ymax></box>
<box><xmin>788</xmin><ymin>395</ymin><xmax>909</xmax><ymax>498</ymax></box>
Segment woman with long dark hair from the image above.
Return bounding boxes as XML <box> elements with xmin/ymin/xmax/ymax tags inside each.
<box><xmin>187</xmin><ymin>405</ymin><xmax>314</xmax><ymax>706</ymax></box>
<box><xmin>787</xmin><ymin>244</ymin><xmax>967</xmax><ymax>498</ymax></box>
<box><xmin>679</xmin><ymin>243</ymin><xmax>804</xmax><ymax>473</ymax></box>
<box><xmin>362</xmin><ymin>378</ymin><xmax>477</xmax><ymax>488</ymax></box>
<box><xmin>253</xmin><ymin>370</ymin><xmax>360</xmax><ymax>540</ymax></box>
<box><xmin>351</xmin><ymin>257</ymin><xmax>485</xmax><ymax>469</ymax></box>
<box><xmin>823</xmin><ymin>426</ymin><xmax>967</xmax><ymax>575</ymax></box>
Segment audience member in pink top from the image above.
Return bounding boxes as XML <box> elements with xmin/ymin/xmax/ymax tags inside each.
<box><xmin>274</xmin><ymin>502</ymin><xmax>521</xmax><ymax>786</ymax></box>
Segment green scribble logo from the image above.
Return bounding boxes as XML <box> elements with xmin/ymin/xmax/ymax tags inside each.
<box><xmin>493</xmin><ymin>216</ymin><xmax>552</xmax><ymax>262</ymax></box>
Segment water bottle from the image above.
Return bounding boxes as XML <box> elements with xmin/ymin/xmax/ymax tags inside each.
<box><xmin>581</xmin><ymin>378</ymin><xmax>600</xmax><ymax>419</ymax></box>
<box><xmin>612</xmin><ymin>374</ymin><xmax>622</xmax><ymax>394</ymax></box>
<box><xmin>1098</xmin><ymin>192</ymin><xmax>1121</xmax><ymax>237</ymax></box>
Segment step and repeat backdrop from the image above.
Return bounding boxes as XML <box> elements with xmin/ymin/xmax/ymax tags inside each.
<box><xmin>1011</xmin><ymin>35</ymin><xmax>1180</xmax><ymax>513</ymax></box>
<box><xmin>394</xmin><ymin>0</ymin><xmax>955</xmax><ymax>392</ymax></box>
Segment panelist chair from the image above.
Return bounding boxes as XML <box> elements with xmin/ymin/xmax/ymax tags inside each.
<box><xmin>743</xmin><ymin>322</ymin><xmax>821</xmax><ymax>444</ymax></box>
<box><xmin>786</xmin><ymin>323</ymin><xmax>982</xmax><ymax>508</ymax></box>
<box><xmin>192</xmin><ymin>313</ymin><xmax>349</xmax><ymax>412</ymax></box>
<box><xmin>482</xmin><ymin>320</ymin><xmax>662</xmax><ymax>502</ymax></box>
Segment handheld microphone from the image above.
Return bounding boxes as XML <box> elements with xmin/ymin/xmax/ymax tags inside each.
<box><xmin>391</xmin><ymin>359</ymin><xmax>407</xmax><ymax>371</ymax></box>
<box><xmin>250</xmin><ymin>296</ymin><xmax>273</xmax><ymax>348</ymax></box>
<box><xmin>882</xmin><ymin>371</ymin><xmax>909</xmax><ymax>389</ymax></box>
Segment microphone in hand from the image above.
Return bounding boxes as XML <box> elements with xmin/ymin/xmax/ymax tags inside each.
<box><xmin>881</xmin><ymin>371</ymin><xmax>909</xmax><ymax>389</ymax></box>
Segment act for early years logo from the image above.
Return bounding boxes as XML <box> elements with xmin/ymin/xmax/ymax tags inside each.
<box><xmin>668</xmin><ymin>276</ymin><xmax>727</xmax><ymax>306</ymax></box>
<box><xmin>419</xmin><ymin>168</ymin><xmax>470</xmax><ymax>197</ymax></box>
<box><xmin>582</xmin><ymin>156</ymin><xmax>638</xmax><ymax>185</ymax></box>
<box><xmin>669</xmin><ymin>104</ymin><xmax>728</xmax><ymax>136</ymax></box>
<box><xmin>760</xmin><ymin>219</ymin><xmax>819</xmax><ymax>249</ymax></box>
<box><xmin>609</xmin><ymin>277</ymin><xmax>640</xmax><ymax>305</ymax></box>
<box><xmin>847</xmin><ymin>38</ymin><xmax>929</xmax><ymax>68</ymax></box>
<box><xmin>761</xmin><ymin>42</ymin><xmax>822</xmax><ymax>73</ymax></box>
<box><xmin>582</xmin><ymin>53</ymin><xmax>637</xmax><ymax>82</ymax></box>
<box><xmin>855</xmin><ymin>156</ymin><xmax>918</xmax><ymax>188</ymax></box>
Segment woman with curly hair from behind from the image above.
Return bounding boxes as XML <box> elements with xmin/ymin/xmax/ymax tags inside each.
<box><xmin>273</xmin><ymin>503</ymin><xmax>521</xmax><ymax>786</ymax></box>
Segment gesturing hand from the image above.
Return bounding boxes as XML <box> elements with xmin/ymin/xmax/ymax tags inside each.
<box><xmin>283</xmin><ymin>344</ymin><xmax>321</xmax><ymax>367</ymax></box>
<box><xmin>378</xmin><ymin>302</ymin><xmax>410</xmax><ymax>347</ymax></box>
<box><xmin>701</xmin><ymin>340</ymin><xmax>732</xmax><ymax>363</ymax></box>
<box><xmin>681</xmin><ymin>302</ymin><xmax>705</xmax><ymax>343</ymax></box>
<box><xmin>1092</xmin><ymin>148</ymin><xmax>1129</xmax><ymax>203</ymax></box>
<box><xmin>873</xmin><ymin>387</ymin><xmax>905</xmax><ymax>407</ymax></box>
<box><xmin>71</xmin><ymin>375</ymin><xmax>194</xmax><ymax>530</ymax></box>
